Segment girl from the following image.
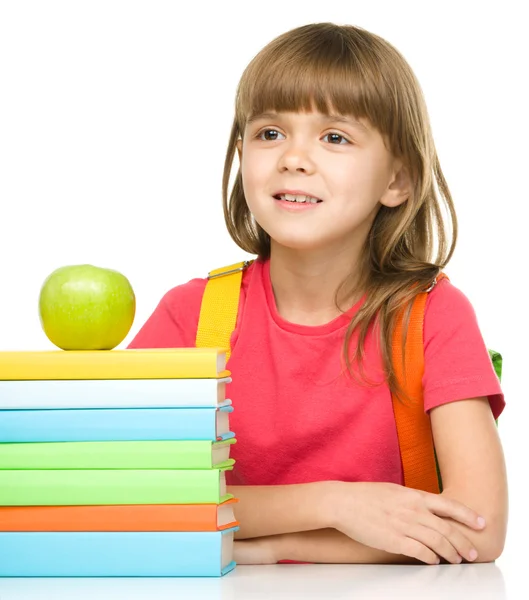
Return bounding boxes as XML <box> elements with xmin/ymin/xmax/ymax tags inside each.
<box><xmin>129</xmin><ymin>23</ymin><xmax>507</xmax><ymax>566</ymax></box>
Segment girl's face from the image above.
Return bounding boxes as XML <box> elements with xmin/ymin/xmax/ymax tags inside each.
<box><xmin>237</xmin><ymin>109</ymin><xmax>410</xmax><ymax>256</ymax></box>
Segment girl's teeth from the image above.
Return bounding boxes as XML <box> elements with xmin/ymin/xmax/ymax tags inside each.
<box><xmin>280</xmin><ymin>194</ymin><xmax>319</xmax><ymax>203</ymax></box>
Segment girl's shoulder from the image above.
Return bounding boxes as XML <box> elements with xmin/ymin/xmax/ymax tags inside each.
<box><xmin>159</xmin><ymin>275</ymin><xmax>208</xmax><ymax>318</ymax></box>
<box><xmin>424</xmin><ymin>274</ymin><xmax>480</xmax><ymax>329</ymax></box>
<box><xmin>425</xmin><ymin>277</ymin><xmax>474</xmax><ymax>311</ymax></box>
<box><xmin>128</xmin><ymin>264</ymin><xmax>242</xmax><ymax>350</ymax></box>
<box><xmin>127</xmin><ymin>275</ymin><xmax>209</xmax><ymax>349</ymax></box>
<box><xmin>159</xmin><ymin>259</ymin><xmax>258</xmax><ymax>325</ymax></box>
<box><xmin>421</xmin><ymin>275</ymin><xmax>504</xmax><ymax>418</ymax></box>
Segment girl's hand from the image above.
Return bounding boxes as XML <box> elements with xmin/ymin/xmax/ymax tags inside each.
<box><xmin>234</xmin><ymin>538</ymin><xmax>278</xmax><ymax>565</ymax></box>
<box><xmin>326</xmin><ymin>481</ymin><xmax>486</xmax><ymax>565</ymax></box>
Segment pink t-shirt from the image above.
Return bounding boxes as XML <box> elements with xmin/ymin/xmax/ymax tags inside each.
<box><xmin>128</xmin><ymin>258</ymin><xmax>504</xmax><ymax>487</ymax></box>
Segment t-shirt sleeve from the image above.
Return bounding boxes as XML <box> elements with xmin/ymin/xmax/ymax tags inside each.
<box><xmin>422</xmin><ymin>278</ymin><xmax>505</xmax><ymax>419</ymax></box>
<box><xmin>127</xmin><ymin>278</ymin><xmax>207</xmax><ymax>349</ymax></box>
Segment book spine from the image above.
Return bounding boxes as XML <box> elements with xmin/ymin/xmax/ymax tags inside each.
<box><xmin>0</xmin><ymin>378</ymin><xmax>231</xmax><ymax>409</ymax></box>
<box><xmin>0</xmin><ymin>349</ymin><xmax>227</xmax><ymax>380</ymax></box>
<box><xmin>0</xmin><ymin>469</ymin><xmax>232</xmax><ymax>505</ymax></box>
<box><xmin>0</xmin><ymin>530</ymin><xmax>238</xmax><ymax>576</ymax></box>
<box><xmin>0</xmin><ymin>407</ymin><xmax>233</xmax><ymax>443</ymax></box>
<box><xmin>0</xmin><ymin>440</ymin><xmax>236</xmax><ymax>470</ymax></box>
<box><xmin>0</xmin><ymin>502</ymin><xmax>239</xmax><ymax>532</ymax></box>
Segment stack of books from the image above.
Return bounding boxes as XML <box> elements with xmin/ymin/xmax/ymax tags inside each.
<box><xmin>0</xmin><ymin>348</ymin><xmax>239</xmax><ymax>577</ymax></box>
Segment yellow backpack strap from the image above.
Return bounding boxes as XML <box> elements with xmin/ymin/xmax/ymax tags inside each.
<box><xmin>391</xmin><ymin>272</ymin><xmax>448</xmax><ymax>494</ymax></box>
<box><xmin>196</xmin><ymin>261</ymin><xmax>253</xmax><ymax>360</ymax></box>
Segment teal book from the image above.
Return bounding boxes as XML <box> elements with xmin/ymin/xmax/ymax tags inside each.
<box><xmin>0</xmin><ymin>467</ymin><xmax>233</xmax><ymax>506</ymax></box>
<box><xmin>0</xmin><ymin>404</ymin><xmax>233</xmax><ymax>443</ymax></box>
<box><xmin>0</xmin><ymin>439</ymin><xmax>236</xmax><ymax>470</ymax></box>
<box><xmin>0</xmin><ymin>528</ymin><xmax>238</xmax><ymax>576</ymax></box>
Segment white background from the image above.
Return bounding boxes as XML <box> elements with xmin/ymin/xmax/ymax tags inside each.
<box><xmin>0</xmin><ymin>0</ymin><xmax>527</xmax><ymax>591</ymax></box>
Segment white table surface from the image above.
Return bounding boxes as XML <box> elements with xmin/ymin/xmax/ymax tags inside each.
<box><xmin>0</xmin><ymin>561</ymin><xmax>524</xmax><ymax>600</ymax></box>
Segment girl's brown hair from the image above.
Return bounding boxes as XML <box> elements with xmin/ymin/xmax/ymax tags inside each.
<box><xmin>221</xmin><ymin>23</ymin><xmax>457</xmax><ymax>402</ymax></box>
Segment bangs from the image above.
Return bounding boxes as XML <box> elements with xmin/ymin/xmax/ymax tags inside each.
<box><xmin>235</xmin><ymin>27</ymin><xmax>393</xmax><ymax>137</ymax></box>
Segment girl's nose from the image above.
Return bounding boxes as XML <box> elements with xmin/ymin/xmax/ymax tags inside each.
<box><xmin>278</xmin><ymin>145</ymin><xmax>316</xmax><ymax>174</ymax></box>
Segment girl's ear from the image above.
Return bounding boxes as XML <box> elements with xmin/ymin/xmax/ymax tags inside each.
<box><xmin>380</xmin><ymin>162</ymin><xmax>412</xmax><ymax>208</ymax></box>
<box><xmin>236</xmin><ymin>139</ymin><xmax>242</xmax><ymax>161</ymax></box>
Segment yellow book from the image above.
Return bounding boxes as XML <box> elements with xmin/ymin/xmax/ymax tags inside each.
<box><xmin>0</xmin><ymin>348</ymin><xmax>228</xmax><ymax>381</ymax></box>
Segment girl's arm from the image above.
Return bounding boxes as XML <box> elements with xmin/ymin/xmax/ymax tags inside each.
<box><xmin>236</xmin><ymin>526</ymin><xmax>493</xmax><ymax>565</ymax></box>
<box><xmin>235</xmin><ymin>528</ymin><xmax>420</xmax><ymax>565</ymax></box>
<box><xmin>230</xmin><ymin>477</ymin><xmax>489</xmax><ymax>565</ymax></box>
<box><xmin>230</xmin><ymin>396</ymin><xmax>505</xmax><ymax>565</ymax></box>
<box><xmin>430</xmin><ymin>396</ymin><xmax>508</xmax><ymax>562</ymax></box>
<box><xmin>229</xmin><ymin>482</ymin><xmax>332</xmax><ymax>539</ymax></box>
<box><xmin>235</xmin><ymin>396</ymin><xmax>507</xmax><ymax>566</ymax></box>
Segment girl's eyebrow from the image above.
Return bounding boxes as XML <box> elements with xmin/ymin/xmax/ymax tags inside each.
<box><xmin>247</xmin><ymin>112</ymin><xmax>370</xmax><ymax>134</ymax></box>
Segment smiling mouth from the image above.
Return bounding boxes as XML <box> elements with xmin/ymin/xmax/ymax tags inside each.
<box><xmin>273</xmin><ymin>193</ymin><xmax>323</xmax><ymax>204</ymax></box>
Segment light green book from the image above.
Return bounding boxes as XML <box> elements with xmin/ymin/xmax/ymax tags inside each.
<box><xmin>0</xmin><ymin>440</ymin><xmax>236</xmax><ymax>470</ymax></box>
<box><xmin>0</xmin><ymin>467</ymin><xmax>233</xmax><ymax>506</ymax></box>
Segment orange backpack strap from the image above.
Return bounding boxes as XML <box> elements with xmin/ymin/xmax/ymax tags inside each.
<box><xmin>391</xmin><ymin>272</ymin><xmax>448</xmax><ymax>494</ymax></box>
<box><xmin>195</xmin><ymin>261</ymin><xmax>253</xmax><ymax>361</ymax></box>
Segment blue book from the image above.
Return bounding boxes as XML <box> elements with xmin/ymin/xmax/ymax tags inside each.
<box><xmin>0</xmin><ymin>528</ymin><xmax>238</xmax><ymax>577</ymax></box>
<box><xmin>0</xmin><ymin>377</ymin><xmax>231</xmax><ymax>409</ymax></box>
<box><xmin>0</xmin><ymin>404</ymin><xmax>234</xmax><ymax>442</ymax></box>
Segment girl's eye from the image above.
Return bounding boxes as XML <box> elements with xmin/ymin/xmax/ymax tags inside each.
<box><xmin>257</xmin><ymin>129</ymin><xmax>285</xmax><ymax>141</ymax></box>
<box><xmin>323</xmin><ymin>133</ymin><xmax>350</xmax><ymax>145</ymax></box>
<box><xmin>256</xmin><ymin>129</ymin><xmax>350</xmax><ymax>144</ymax></box>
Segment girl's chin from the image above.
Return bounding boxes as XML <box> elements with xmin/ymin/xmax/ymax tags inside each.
<box><xmin>270</xmin><ymin>237</ymin><xmax>333</xmax><ymax>253</ymax></box>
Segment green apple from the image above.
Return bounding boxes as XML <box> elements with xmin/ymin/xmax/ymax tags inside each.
<box><xmin>39</xmin><ymin>264</ymin><xmax>136</xmax><ymax>350</ymax></box>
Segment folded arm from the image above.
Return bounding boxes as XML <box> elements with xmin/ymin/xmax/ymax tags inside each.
<box><xmin>229</xmin><ymin>481</ymin><xmax>333</xmax><ymax>539</ymax></box>
<box><xmin>430</xmin><ymin>396</ymin><xmax>508</xmax><ymax>562</ymax></box>
<box><xmin>229</xmin><ymin>397</ymin><xmax>507</xmax><ymax>565</ymax></box>
<box><xmin>230</xmin><ymin>485</ymin><xmax>426</xmax><ymax>564</ymax></box>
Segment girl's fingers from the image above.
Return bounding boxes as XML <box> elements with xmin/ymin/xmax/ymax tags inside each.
<box><xmin>406</xmin><ymin>524</ymin><xmax>462</xmax><ymax>564</ymax></box>
<box><xmin>421</xmin><ymin>513</ymin><xmax>479</xmax><ymax>563</ymax></box>
<box><xmin>426</xmin><ymin>494</ymin><xmax>486</xmax><ymax>531</ymax></box>
<box><xmin>399</xmin><ymin>537</ymin><xmax>440</xmax><ymax>565</ymax></box>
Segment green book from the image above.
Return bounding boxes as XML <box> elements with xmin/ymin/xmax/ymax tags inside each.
<box><xmin>0</xmin><ymin>440</ymin><xmax>236</xmax><ymax>470</ymax></box>
<box><xmin>0</xmin><ymin>467</ymin><xmax>233</xmax><ymax>506</ymax></box>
